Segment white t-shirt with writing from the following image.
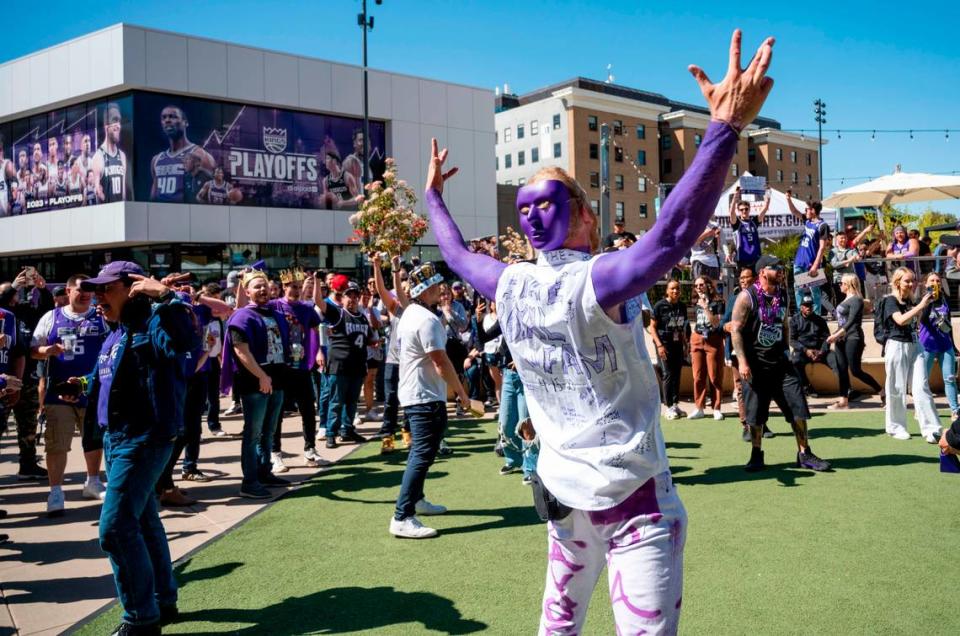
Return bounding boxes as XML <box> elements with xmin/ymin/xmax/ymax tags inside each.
<box><xmin>396</xmin><ymin>302</ymin><xmax>447</xmax><ymax>407</ymax></box>
<box><xmin>495</xmin><ymin>249</ymin><xmax>667</xmax><ymax>511</ymax></box>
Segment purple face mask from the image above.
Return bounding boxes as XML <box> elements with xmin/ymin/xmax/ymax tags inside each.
<box><xmin>516</xmin><ymin>180</ymin><xmax>572</xmax><ymax>251</ymax></box>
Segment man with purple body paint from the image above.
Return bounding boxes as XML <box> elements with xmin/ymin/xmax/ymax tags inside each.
<box><xmin>424</xmin><ymin>30</ymin><xmax>775</xmax><ymax>635</ymax></box>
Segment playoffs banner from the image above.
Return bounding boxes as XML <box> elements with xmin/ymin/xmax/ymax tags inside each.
<box><xmin>0</xmin><ymin>96</ymin><xmax>133</xmax><ymax>218</ymax></box>
<box><xmin>134</xmin><ymin>93</ymin><xmax>386</xmax><ymax>210</ymax></box>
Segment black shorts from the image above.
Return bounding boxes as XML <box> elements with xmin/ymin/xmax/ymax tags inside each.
<box><xmin>367</xmin><ymin>358</ymin><xmax>381</xmax><ymax>371</ymax></box>
<box><xmin>741</xmin><ymin>361</ymin><xmax>810</xmax><ymax>427</ymax></box>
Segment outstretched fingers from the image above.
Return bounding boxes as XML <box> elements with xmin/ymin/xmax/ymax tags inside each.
<box><xmin>727</xmin><ymin>28</ymin><xmax>742</xmax><ymax>78</ymax></box>
<box><xmin>688</xmin><ymin>65</ymin><xmax>712</xmax><ymax>93</ymax></box>
<box><xmin>431</xmin><ymin>137</ymin><xmax>439</xmax><ymax>159</ymax></box>
<box><xmin>751</xmin><ymin>37</ymin><xmax>775</xmax><ymax>84</ymax></box>
<box><xmin>438</xmin><ymin>147</ymin><xmax>449</xmax><ymax>164</ymax></box>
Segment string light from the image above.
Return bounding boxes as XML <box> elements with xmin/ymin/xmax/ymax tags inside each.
<box><xmin>785</xmin><ymin>127</ymin><xmax>958</xmax><ymax>140</ymax></box>
<box><xmin>871</xmin><ymin>130</ymin><xmax>876</xmax><ymax>141</ymax></box>
<box><xmin>909</xmin><ymin>130</ymin><xmax>914</xmax><ymax>140</ymax></box>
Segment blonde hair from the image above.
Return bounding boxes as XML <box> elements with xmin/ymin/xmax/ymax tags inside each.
<box><xmin>527</xmin><ymin>166</ymin><xmax>600</xmax><ymax>253</ymax></box>
<box><xmin>889</xmin><ymin>266</ymin><xmax>916</xmax><ymax>301</ymax></box>
<box><xmin>840</xmin><ymin>273</ymin><xmax>861</xmax><ymax>297</ymax></box>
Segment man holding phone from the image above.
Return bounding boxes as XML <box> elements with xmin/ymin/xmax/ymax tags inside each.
<box><xmin>32</xmin><ymin>274</ymin><xmax>108</xmax><ymax>516</ymax></box>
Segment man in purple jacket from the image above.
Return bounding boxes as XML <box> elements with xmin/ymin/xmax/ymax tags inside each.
<box><xmin>423</xmin><ymin>30</ymin><xmax>775</xmax><ymax>635</ymax></box>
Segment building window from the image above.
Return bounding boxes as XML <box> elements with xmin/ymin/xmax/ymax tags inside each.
<box><xmin>637</xmin><ymin>149</ymin><xmax>646</xmax><ymax>165</ymax></box>
<box><xmin>732</xmin><ymin>163</ymin><xmax>739</xmax><ymax>176</ymax></box>
<box><xmin>806</xmin><ymin>152</ymin><xmax>812</xmax><ymax>166</ymax></box>
<box><xmin>495</xmin><ymin>131</ymin><xmax>498</xmax><ymax>144</ymax></box>
<box><xmin>613</xmin><ymin>120</ymin><xmax>623</xmax><ymax>135</ymax></box>
<box><xmin>553</xmin><ymin>142</ymin><xmax>561</xmax><ymax>158</ymax></box>
<box><xmin>806</xmin><ymin>173</ymin><xmax>812</xmax><ymax>186</ymax></box>
<box><xmin>504</xmin><ymin>154</ymin><xmax>512</xmax><ymax>168</ymax></box>
<box><xmin>615</xmin><ymin>175</ymin><xmax>624</xmax><ymax>190</ymax></box>
<box><xmin>588</xmin><ymin>115</ymin><xmax>598</xmax><ymax>131</ymax></box>
<box><xmin>531</xmin><ymin>147</ymin><xmax>539</xmax><ymax>163</ymax></box>
<box><xmin>734</xmin><ymin>144</ymin><xmax>739</xmax><ymax>154</ymax></box>
<box><xmin>589</xmin><ymin>143</ymin><xmax>599</xmax><ymax>160</ymax></box>
<box><xmin>792</xmin><ymin>171</ymin><xmax>798</xmax><ymax>184</ymax></box>
<box><xmin>748</xmin><ymin>148</ymin><xmax>756</xmax><ymax>161</ymax></box>
<box><xmin>531</xmin><ymin>120</ymin><xmax>539</xmax><ymax>135</ymax></box>
<box><xmin>775</xmin><ymin>148</ymin><xmax>783</xmax><ymax>161</ymax></box>
<box><xmin>790</xmin><ymin>150</ymin><xmax>797</xmax><ymax>163</ymax></box>
<box><xmin>663</xmin><ymin>158</ymin><xmax>672</xmax><ymax>174</ymax></box>
<box><xmin>590</xmin><ymin>200</ymin><xmax>599</xmax><ymax>213</ymax></box>
<box><xmin>504</xmin><ymin>127</ymin><xmax>512</xmax><ymax>142</ymax></box>
<box><xmin>694</xmin><ymin>133</ymin><xmax>703</xmax><ymax>147</ymax></box>
<box><xmin>589</xmin><ymin>172</ymin><xmax>600</xmax><ymax>188</ymax></box>
<box><xmin>776</xmin><ymin>169</ymin><xmax>783</xmax><ymax>182</ymax></box>
<box><xmin>518</xmin><ymin>177</ymin><xmax>526</xmax><ymax>185</ymax></box>
<box><xmin>505</xmin><ymin>180</ymin><xmax>512</xmax><ymax>185</ymax></box>
<box><xmin>553</xmin><ymin>114</ymin><xmax>561</xmax><ymax>129</ymax></box>
<box><xmin>661</xmin><ymin>135</ymin><xmax>672</xmax><ymax>150</ymax></box>
<box><xmin>615</xmin><ymin>202</ymin><xmax>624</xmax><ymax>220</ymax></box>
<box><xmin>517</xmin><ymin>124</ymin><xmax>525</xmax><ymax>139</ymax></box>
<box><xmin>636</xmin><ymin>125</ymin><xmax>645</xmax><ymax>140</ymax></box>
<box><xmin>518</xmin><ymin>150</ymin><xmax>525</xmax><ymax>166</ymax></box>
<box><xmin>638</xmin><ymin>177</ymin><xmax>647</xmax><ymax>192</ymax></box>
<box><xmin>640</xmin><ymin>203</ymin><xmax>648</xmax><ymax>218</ymax></box>
<box><xmin>614</xmin><ymin>146</ymin><xmax>623</xmax><ymax>162</ymax></box>
<box><xmin>495</xmin><ymin>156</ymin><xmax>498</xmax><ymax>170</ymax></box>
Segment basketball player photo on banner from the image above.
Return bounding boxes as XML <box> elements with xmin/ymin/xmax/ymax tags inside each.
<box><xmin>1</xmin><ymin>96</ymin><xmax>134</xmax><ymax>217</ymax></box>
<box><xmin>134</xmin><ymin>92</ymin><xmax>386</xmax><ymax>211</ymax></box>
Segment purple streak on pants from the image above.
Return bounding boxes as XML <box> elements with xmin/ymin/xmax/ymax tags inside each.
<box><xmin>424</xmin><ymin>188</ymin><xmax>505</xmax><ymax>300</ymax></box>
<box><xmin>592</xmin><ymin>121</ymin><xmax>738</xmax><ymax>310</ymax></box>
<box><xmin>542</xmin><ymin>536</ymin><xmax>585</xmax><ymax>632</ymax></box>
<box><xmin>609</xmin><ymin>569</ymin><xmax>663</xmax><ymax>620</ymax></box>
<box><xmin>588</xmin><ymin>478</ymin><xmax>660</xmax><ymax>526</ymax></box>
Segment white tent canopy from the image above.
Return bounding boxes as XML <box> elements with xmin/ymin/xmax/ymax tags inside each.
<box><xmin>712</xmin><ymin>175</ymin><xmax>837</xmax><ymax>243</ymax></box>
<box><xmin>823</xmin><ymin>170</ymin><xmax>960</xmax><ymax>209</ymax></box>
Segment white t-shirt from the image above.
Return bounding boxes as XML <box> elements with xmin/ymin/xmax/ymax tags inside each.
<box><xmin>495</xmin><ymin>249</ymin><xmax>667</xmax><ymax>511</ymax></box>
<box><xmin>396</xmin><ymin>302</ymin><xmax>447</xmax><ymax>407</ymax></box>
<box><xmin>482</xmin><ymin>312</ymin><xmax>502</xmax><ymax>355</ymax></box>
<box><xmin>206</xmin><ymin>319</ymin><xmax>223</xmax><ymax>357</ymax></box>
<box><xmin>386</xmin><ymin>310</ymin><xmax>402</xmax><ymax>365</ymax></box>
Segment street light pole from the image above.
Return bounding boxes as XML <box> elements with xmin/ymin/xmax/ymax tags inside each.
<box><xmin>599</xmin><ymin>123</ymin><xmax>611</xmax><ymax>238</ymax></box>
<box><xmin>358</xmin><ymin>0</ymin><xmax>382</xmax><ymax>188</ymax></box>
<box><xmin>814</xmin><ymin>99</ymin><xmax>826</xmax><ymax>201</ymax></box>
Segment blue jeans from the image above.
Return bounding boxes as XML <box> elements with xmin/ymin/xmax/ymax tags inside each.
<box><xmin>316</xmin><ymin>371</ymin><xmax>332</xmax><ymax>432</ymax></box>
<box><xmin>394</xmin><ymin>401</ymin><xmax>447</xmax><ymax>520</ymax></box>
<box><xmin>378</xmin><ymin>362</ymin><xmax>400</xmax><ymax>436</ymax></box>
<box><xmin>499</xmin><ymin>369</ymin><xmax>538</xmax><ymax>475</ymax></box>
<box><xmin>100</xmin><ymin>430</ymin><xmax>176</xmax><ymax>626</ymax></box>
<box><xmin>239</xmin><ymin>389</ymin><xmax>285</xmax><ymax>487</ymax></box>
<box><xmin>793</xmin><ymin>265</ymin><xmax>822</xmax><ymax>314</ymax></box>
<box><xmin>924</xmin><ymin>348</ymin><xmax>959</xmax><ymax>413</ymax></box>
<box><xmin>326</xmin><ymin>371</ymin><xmax>364</xmax><ymax>438</ymax></box>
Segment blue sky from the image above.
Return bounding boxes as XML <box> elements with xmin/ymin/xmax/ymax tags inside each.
<box><xmin>4</xmin><ymin>0</ymin><xmax>958</xmax><ymax>212</ymax></box>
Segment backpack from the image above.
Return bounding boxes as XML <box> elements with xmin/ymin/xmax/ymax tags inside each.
<box><xmin>873</xmin><ymin>297</ymin><xmax>889</xmax><ymax>345</ymax></box>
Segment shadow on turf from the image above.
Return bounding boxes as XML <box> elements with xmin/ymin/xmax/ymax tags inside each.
<box><xmin>673</xmin><ymin>453</ymin><xmax>936</xmax><ymax>487</ymax></box>
<box><xmin>175</xmin><ymin>586</ymin><xmax>486</xmax><ymax>634</ymax></box>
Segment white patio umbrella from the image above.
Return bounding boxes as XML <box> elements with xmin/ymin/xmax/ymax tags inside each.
<box><xmin>823</xmin><ymin>169</ymin><xmax>960</xmax><ymax>208</ymax></box>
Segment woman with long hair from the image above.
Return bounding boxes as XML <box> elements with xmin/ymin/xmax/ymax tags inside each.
<box><xmin>880</xmin><ymin>267</ymin><xmax>941</xmax><ymax>441</ymax></box>
<box><xmin>918</xmin><ymin>271</ymin><xmax>958</xmax><ymax>419</ymax></box>
<box><xmin>688</xmin><ymin>275</ymin><xmax>726</xmax><ymax>419</ymax></box>
<box><xmin>826</xmin><ymin>274</ymin><xmax>883</xmax><ymax>409</ymax></box>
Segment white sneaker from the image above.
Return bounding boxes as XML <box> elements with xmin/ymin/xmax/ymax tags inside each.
<box><xmin>82</xmin><ymin>480</ymin><xmax>106</xmax><ymax>500</ymax></box>
<box><xmin>47</xmin><ymin>489</ymin><xmax>65</xmax><ymax>517</ymax></box>
<box><xmin>890</xmin><ymin>430</ymin><xmax>911</xmax><ymax>440</ymax></box>
<box><xmin>389</xmin><ymin>516</ymin><xmax>437</xmax><ymax>539</ymax></box>
<box><xmin>271</xmin><ymin>452</ymin><xmax>289</xmax><ymax>473</ymax></box>
<box><xmin>211</xmin><ymin>429</ymin><xmax>227</xmax><ymax>438</ymax></box>
<box><xmin>687</xmin><ymin>409</ymin><xmax>705</xmax><ymax>420</ymax></box>
<box><xmin>664</xmin><ymin>407</ymin><xmax>680</xmax><ymax>421</ymax></box>
<box><xmin>304</xmin><ymin>449</ymin><xmax>331</xmax><ymax>467</ymax></box>
<box><xmin>353</xmin><ymin>415</ymin><xmax>364</xmax><ymax>427</ymax></box>
<box><xmin>713</xmin><ymin>411</ymin><xmax>725</xmax><ymax>421</ymax></box>
<box><xmin>414</xmin><ymin>498</ymin><xmax>447</xmax><ymax>516</ymax></box>
<box><xmin>924</xmin><ymin>430</ymin><xmax>941</xmax><ymax>444</ymax></box>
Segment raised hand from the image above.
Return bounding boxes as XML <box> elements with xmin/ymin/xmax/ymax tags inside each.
<box><xmin>127</xmin><ymin>274</ymin><xmax>170</xmax><ymax>299</ymax></box>
<box><xmin>688</xmin><ymin>29</ymin><xmax>775</xmax><ymax>131</ymax></box>
<box><xmin>425</xmin><ymin>138</ymin><xmax>459</xmax><ymax>195</ymax></box>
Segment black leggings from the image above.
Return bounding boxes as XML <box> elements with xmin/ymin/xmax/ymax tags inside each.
<box><xmin>660</xmin><ymin>343</ymin><xmax>685</xmax><ymax>408</ymax></box>
<box><xmin>832</xmin><ymin>336</ymin><xmax>882</xmax><ymax>397</ymax></box>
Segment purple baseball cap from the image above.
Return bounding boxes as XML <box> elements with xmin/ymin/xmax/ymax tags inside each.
<box><xmin>80</xmin><ymin>261</ymin><xmax>145</xmax><ymax>290</ymax></box>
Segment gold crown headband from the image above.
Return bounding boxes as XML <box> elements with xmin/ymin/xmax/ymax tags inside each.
<box><xmin>279</xmin><ymin>268</ymin><xmax>306</xmax><ymax>285</ymax></box>
<box><xmin>240</xmin><ymin>270</ymin><xmax>268</xmax><ymax>288</ymax></box>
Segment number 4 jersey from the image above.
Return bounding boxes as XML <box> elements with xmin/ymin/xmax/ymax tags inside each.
<box><xmin>325</xmin><ymin>304</ymin><xmax>370</xmax><ymax>377</ymax></box>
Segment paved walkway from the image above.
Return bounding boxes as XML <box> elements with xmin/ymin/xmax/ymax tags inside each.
<box><xmin>0</xmin><ymin>390</ymin><xmax>913</xmax><ymax>634</ymax></box>
<box><xmin>0</xmin><ymin>400</ymin><xmax>380</xmax><ymax>636</ymax></box>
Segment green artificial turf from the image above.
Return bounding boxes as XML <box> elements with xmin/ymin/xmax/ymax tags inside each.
<box><xmin>77</xmin><ymin>411</ymin><xmax>960</xmax><ymax>635</ymax></box>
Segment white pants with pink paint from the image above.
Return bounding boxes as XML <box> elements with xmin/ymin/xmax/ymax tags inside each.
<box><xmin>538</xmin><ymin>472</ymin><xmax>686</xmax><ymax>636</ymax></box>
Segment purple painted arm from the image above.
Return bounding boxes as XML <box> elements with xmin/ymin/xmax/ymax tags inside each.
<box><xmin>593</xmin><ymin>122</ymin><xmax>738</xmax><ymax>309</ymax></box>
<box><xmin>425</xmin><ymin>188</ymin><xmax>506</xmax><ymax>299</ymax></box>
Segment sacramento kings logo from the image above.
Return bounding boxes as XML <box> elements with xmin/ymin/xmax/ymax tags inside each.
<box><xmin>263</xmin><ymin>127</ymin><xmax>288</xmax><ymax>154</ymax></box>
